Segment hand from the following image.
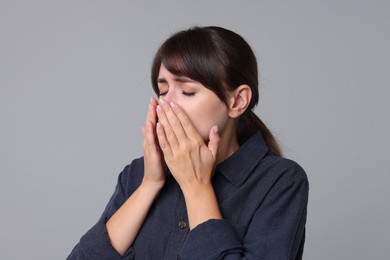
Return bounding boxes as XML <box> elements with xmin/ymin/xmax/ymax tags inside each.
<box><xmin>141</xmin><ymin>97</ymin><xmax>166</xmax><ymax>189</ymax></box>
<box><xmin>155</xmin><ymin>99</ymin><xmax>220</xmax><ymax>192</ymax></box>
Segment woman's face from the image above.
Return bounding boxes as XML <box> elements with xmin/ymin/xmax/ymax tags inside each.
<box><xmin>157</xmin><ymin>64</ymin><xmax>229</xmax><ymax>141</ymax></box>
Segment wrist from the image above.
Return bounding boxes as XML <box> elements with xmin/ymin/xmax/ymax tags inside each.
<box><xmin>182</xmin><ymin>183</ymin><xmax>222</xmax><ymax>229</ymax></box>
<box><xmin>140</xmin><ymin>179</ymin><xmax>165</xmax><ymax>195</ymax></box>
<box><xmin>181</xmin><ymin>182</ymin><xmax>213</xmax><ymax>198</ymax></box>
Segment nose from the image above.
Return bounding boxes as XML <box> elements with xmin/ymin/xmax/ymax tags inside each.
<box><xmin>161</xmin><ymin>89</ymin><xmax>175</xmax><ymax>103</ymax></box>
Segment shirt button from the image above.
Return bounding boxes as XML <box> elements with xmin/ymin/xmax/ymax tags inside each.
<box><xmin>178</xmin><ymin>220</ymin><xmax>187</xmax><ymax>229</ymax></box>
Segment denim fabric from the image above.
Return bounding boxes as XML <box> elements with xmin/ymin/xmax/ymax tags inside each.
<box><xmin>67</xmin><ymin>131</ymin><xmax>308</xmax><ymax>259</ymax></box>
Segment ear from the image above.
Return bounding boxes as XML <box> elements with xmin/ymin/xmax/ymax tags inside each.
<box><xmin>227</xmin><ymin>84</ymin><xmax>252</xmax><ymax>118</ymax></box>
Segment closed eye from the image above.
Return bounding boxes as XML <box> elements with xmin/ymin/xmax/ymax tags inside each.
<box><xmin>182</xmin><ymin>91</ymin><xmax>195</xmax><ymax>96</ymax></box>
<box><xmin>159</xmin><ymin>91</ymin><xmax>168</xmax><ymax>97</ymax></box>
<box><xmin>159</xmin><ymin>90</ymin><xmax>195</xmax><ymax>97</ymax></box>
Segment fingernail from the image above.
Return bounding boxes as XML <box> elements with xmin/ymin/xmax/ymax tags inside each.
<box><xmin>170</xmin><ymin>101</ymin><xmax>176</xmax><ymax>108</ymax></box>
<box><xmin>156</xmin><ymin>105</ymin><xmax>161</xmax><ymax>113</ymax></box>
<box><xmin>159</xmin><ymin>98</ymin><xmax>165</xmax><ymax>106</ymax></box>
<box><xmin>213</xmin><ymin>125</ymin><xmax>219</xmax><ymax>134</ymax></box>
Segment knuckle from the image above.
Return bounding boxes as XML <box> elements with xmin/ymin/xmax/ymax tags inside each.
<box><xmin>165</xmin><ymin>129</ymin><xmax>174</xmax><ymax>139</ymax></box>
<box><xmin>171</xmin><ymin>118</ymin><xmax>180</xmax><ymax>128</ymax></box>
<box><xmin>183</xmin><ymin>139</ymin><xmax>192</xmax><ymax>149</ymax></box>
<box><xmin>189</xmin><ymin>137</ymin><xmax>203</xmax><ymax>147</ymax></box>
<box><xmin>181</xmin><ymin>140</ymin><xmax>198</xmax><ymax>154</ymax></box>
<box><xmin>159</xmin><ymin>141</ymin><xmax>167</xmax><ymax>150</ymax></box>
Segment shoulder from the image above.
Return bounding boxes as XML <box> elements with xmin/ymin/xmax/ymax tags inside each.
<box><xmin>117</xmin><ymin>156</ymin><xmax>145</xmax><ymax>196</ymax></box>
<box><xmin>121</xmin><ymin>156</ymin><xmax>145</xmax><ymax>176</ymax></box>
<box><xmin>269</xmin><ymin>156</ymin><xmax>306</xmax><ymax>178</ymax></box>
<box><xmin>259</xmin><ymin>154</ymin><xmax>308</xmax><ymax>187</ymax></box>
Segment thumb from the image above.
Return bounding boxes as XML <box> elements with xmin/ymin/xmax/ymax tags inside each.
<box><xmin>208</xmin><ymin>125</ymin><xmax>220</xmax><ymax>159</ymax></box>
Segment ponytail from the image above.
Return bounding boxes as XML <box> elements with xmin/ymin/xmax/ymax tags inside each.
<box><xmin>237</xmin><ymin>111</ymin><xmax>283</xmax><ymax>157</ymax></box>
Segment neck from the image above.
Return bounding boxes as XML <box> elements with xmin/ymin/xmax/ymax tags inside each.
<box><xmin>215</xmin><ymin>123</ymin><xmax>239</xmax><ymax>164</ymax></box>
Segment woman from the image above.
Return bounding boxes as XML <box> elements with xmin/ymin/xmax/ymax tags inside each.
<box><xmin>68</xmin><ymin>26</ymin><xmax>308</xmax><ymax>259</ymax></box>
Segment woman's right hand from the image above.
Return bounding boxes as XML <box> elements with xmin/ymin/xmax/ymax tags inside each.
<box><xmin>141</xmin><ymin>97</ymin><xmax>166</xmax><ymax>189</ymax></box>
<box><xmin>106</xmin><ymin>98</ymin><xmax>166</xmax><ymax>255</ymax></box>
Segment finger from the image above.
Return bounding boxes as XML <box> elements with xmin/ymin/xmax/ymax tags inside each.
<box><xmin>157</xmin><ymin>100</ymin><xmax>180</xmax><ymax>148</ymax></box>
<box><xmin>150</xmin><ymin>97</ymin><xmax>159</xmax><ymax>114</ymax></box>
<box><xmin>208</xmin><ymin>125</ymin><xmax>220</xmax><ymax>159</ymax></box>
<box><xmin>156</xmin><ymin>122</ymin><xmax>173</xmax><ymax>159</ymax></box>
<box><xmin>160</xmin><ymin>99</ymin><xmax>188</xmax><ymax>142</ymax></box>
<box><xmin>144</xmin><ymin>98</ymin><xmax>155</xmax><ymax>139</ymax></box>
<box><xmin>146</xmin><ymin>97</ymin><xmax>159</xmax><ymax>126</ymax></box>
<box><xmin>145</xmin><ymin>105</ymin><xmax>154</xmax><ymax>128</ymax></box>
<box><xmin>169</xmin><ymin>101</ymin><xmax>203</xmax><ymax>143</ymax></box>
<box><xmin>144</xmin><ymin>120</ymin><xmax>160</xmax><ymax>154</ymax></box>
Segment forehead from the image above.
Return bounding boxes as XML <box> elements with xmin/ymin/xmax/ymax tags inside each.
<box><xmin>157</xmin><ymin>64</ymin><xmax>197</xmax><ymax>83</ymax></box>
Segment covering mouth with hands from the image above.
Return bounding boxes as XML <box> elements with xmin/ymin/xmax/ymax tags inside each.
<box><xmin>155</xmin><ymin>97</ymin><xmax>222</xmax><ymax>229</ymax></box>
<box><xmin>155</xmin><ymin>98</ymin><xmax>220</xmax><ymax>183</ymax></box>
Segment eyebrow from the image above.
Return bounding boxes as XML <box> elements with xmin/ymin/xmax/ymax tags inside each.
<box><xmin>157</xmin><ymin>76</ymin><xmax>197</xmax><ymax>84</ymax></box>
<box><xmin>157</xmin><ymin>78</ymin><xmax>167</xmax><ymax>84</ymax></box>
<box><xmin>173</xmin><ymin>76</ymin><xmax>196</xmax><ymax>83</ymax></box>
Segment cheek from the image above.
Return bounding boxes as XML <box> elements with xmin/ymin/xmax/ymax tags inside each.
<box><xmin>177</xmin><ymin>104</ymin><xmax>203</xmax><ymax>132</ymax></box>
<box><xmin>179</xmin><ymin>101</ymin><xmax>228</xmax><ymax>140</ymax></box>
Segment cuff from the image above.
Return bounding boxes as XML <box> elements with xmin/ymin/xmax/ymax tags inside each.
<box><xmin>79</xmin><ymin>218</ymin><xmax>134</xmax><ymax>259</ymax></box>
<box><xmin>179</xmin><ymin>219</ymin><xmax>243</xmax><ymax>259</ymax></box>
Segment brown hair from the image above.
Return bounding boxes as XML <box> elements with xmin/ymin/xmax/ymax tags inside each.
<box><xmin>151</xmin><ymin>26</ymin><xmax>282</xmax><ymax>156</ymax></box>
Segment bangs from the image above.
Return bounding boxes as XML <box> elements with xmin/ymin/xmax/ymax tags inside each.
<box><xmin>151</xmin><ymin>27</ymin><xmax>227</xmax><ymax>102</ymax></box>
<box><xmin>161</xmin><ymin>51</ymin><xmax>194</xmax><ymax>79</ymax></box>
<box><xmin>160</xmin><ymin>37</ymin><xmax>218</xmax><ymax>85</ymax></box>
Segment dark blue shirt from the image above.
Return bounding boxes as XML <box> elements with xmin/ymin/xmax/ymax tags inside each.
<box><xmin>68</xmin><ymin>131</ymin><xmax>308</xmax><ymax>259</ymax></box>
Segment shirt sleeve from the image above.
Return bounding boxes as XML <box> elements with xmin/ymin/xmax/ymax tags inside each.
<box><xmin>179</xmin><ymin>164</ymin><xmax>309</xmax><ymax>260</ymax></box>
<box><xmin>67</xmin><ymin>165</ymin><xmax>138</xmax><ymax>260</ymax></box>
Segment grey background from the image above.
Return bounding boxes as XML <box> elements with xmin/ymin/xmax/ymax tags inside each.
<box><xmin>1</xmin><ymin>1</ymin><xmax>389</xmax><ymax>259</ymax></box>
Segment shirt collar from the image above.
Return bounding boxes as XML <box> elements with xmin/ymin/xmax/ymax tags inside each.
<box><xmin>216</xmin><ymin>131</ymin><xmax>269</xmax><ymax>187</ymax></box>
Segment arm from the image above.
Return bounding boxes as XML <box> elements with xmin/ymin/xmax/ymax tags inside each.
<box><xmin>106</xmin><ymin>97</ymin><xmax>166</xmax><ymax>255</ymax></box>
<box><xmin>105</xmin><ymin>180</ymin><xmax>163</xmax><ymax>255</ymax></box>
<box><xmin>67</xmin><ymin>166</ymin><xmax>138</xmax><ymax>260</ymax></box>
<box><xmin>67</xmin><ymin>98</ymin><xmax>166</xmax><ymax>259</ymax></box>
<box><xmin>241</xmin><ymin>170</ymin><xmax>308</xmax><ymax>259</ymax></box>
<box><xmin>179</xmin><ymin>165</ymin><xmax>309</xmax><ymax>260</ymax></box>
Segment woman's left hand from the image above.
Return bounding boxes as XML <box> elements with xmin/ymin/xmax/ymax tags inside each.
<box><xmin>156</xmin><ymin>99</ymin><xmax>222</xmax><ymax>229</ymax></box>
<box><xmin>155</xmin><ymin>99</ymin><xmax>220</xmax><ymax>192</ymax></box>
